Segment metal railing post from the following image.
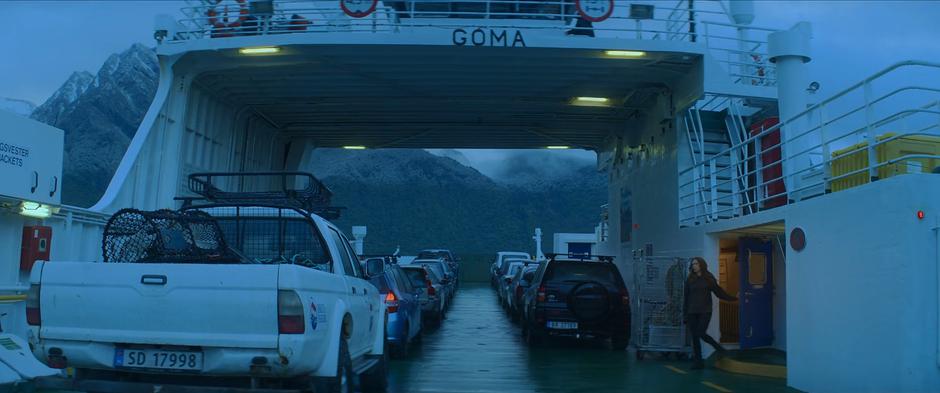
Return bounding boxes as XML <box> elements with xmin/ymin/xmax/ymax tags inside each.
<box><xmin>730</xmin><ymin>149</ymin><xmax>739</xmax><ymax>216</ymax></box>
<box><xmin>821</xmin><ymin>105</ymin><xmax>831</xmax><ymax>193</ymax></box>
<box><xmin>865</xmin><ymin>81</ymin><xmax>878</xmax><ymax>182</ymax></box>
<box><xmin>709</xmin><ymin>158</ymin><xmax>718</xmax><ymax>220</ymax></box>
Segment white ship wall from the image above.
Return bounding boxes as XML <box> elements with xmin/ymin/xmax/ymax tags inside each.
<box><xmin>93</xmin><ymin>58</ymin><xmax>288</xmax><ymax>213</ymax></box>
<box><xmin>786</xmin><ymin>174</ymin><xmax>940</xmax><ymax>393</ymax></box>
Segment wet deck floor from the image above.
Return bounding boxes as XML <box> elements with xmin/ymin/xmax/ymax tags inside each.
<box><xmin>388</xmin><ymin>283</ymin><xmax>801</xmax><ymax>393</ymax></box>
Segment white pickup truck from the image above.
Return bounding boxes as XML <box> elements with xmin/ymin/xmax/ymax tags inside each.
<box><xmin>27</xmin><ymin>196</ymin><xmax>387</xmax><ymax>393</ymax></box>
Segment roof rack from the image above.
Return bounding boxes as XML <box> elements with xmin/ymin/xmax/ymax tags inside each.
<box><xmin>179</xmin><ymin>172</ymin><xmax>344</xmax><ymax>219</ymax></box>
<box><xmin>547</xmin><ymin>253</ymin><xmax>615</xmax><ymax>263</ymax></box>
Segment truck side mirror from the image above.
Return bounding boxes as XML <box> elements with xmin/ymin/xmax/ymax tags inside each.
<box><xmin>365</xmin><ymin>259</ymin><xmax>384</xmax><ymax>277</ymax></box>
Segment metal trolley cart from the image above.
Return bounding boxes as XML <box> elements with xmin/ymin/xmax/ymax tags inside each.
<box><xmin>633</xmin><ymin>256</ymin><xmax>690</xmax><ymax>360</ymax></box>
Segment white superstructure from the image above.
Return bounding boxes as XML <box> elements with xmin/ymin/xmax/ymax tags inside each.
<box><xmin>8</xmin><ymin>1</ymin><xmax>940</xmax><ymax>391</ymax></box>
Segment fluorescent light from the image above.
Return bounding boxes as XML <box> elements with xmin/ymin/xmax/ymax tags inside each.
<box><xmin>20</xmin><ymin>201</ymin><xmax>52</xmax><ymax>219</ymax></box>
<box><xmin>605</xmin><ymin>50</ymin><xmax>646</xmax><ymax>58</ymax></box>
<box><xmin>546</xmin><ymin>146</ymin><xmax>570</xmax><ymax>150</ymax></box>
<box><xmin>239</xmin><ymin>46</ymin><xmax>281</xmax><ymax>55</ymax></box>
<box><xmin>343</xmin><ymin>146</ymin><xmax>367</xmax><ymax>150</ymax></box>
<box><xmin>574</xmin><ymin>97</ymin><xmax>609</xmax><ymax>103</ymax></box>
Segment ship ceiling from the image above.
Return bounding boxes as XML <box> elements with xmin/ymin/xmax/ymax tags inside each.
<box><xmin>188</xmin><ymin>45</ymin><xmax>699</xmax><ymax>149</ymax></box>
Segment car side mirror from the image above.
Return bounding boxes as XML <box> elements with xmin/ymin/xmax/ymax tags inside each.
<box><xmin>365</xmin><ymin>259</ymin><xmax>384</xmax><ymax>277</ymax></box>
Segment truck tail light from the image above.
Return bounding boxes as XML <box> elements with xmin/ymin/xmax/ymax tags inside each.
<box><xmin>385</xmin><ymin>292</ymin><xmax>399</xmax><ymax>313</ymax></box>
<box><xmin>26</xmin><ymin>284</ymin><xmax>40</xmax><ymax>326</ymax></box>
<box><xmin>277</xmin><ymin>290</ymin><xmax>304</xmax><ymax>334</ymax></box>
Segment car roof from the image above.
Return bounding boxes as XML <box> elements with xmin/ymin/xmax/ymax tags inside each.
<box><xmin>499</xmin><ymin>251</ymin><xmax>530</xmax><ymax>256</ymax></box>
<box><xmin>413</xmin><ymin>258</ymin><xmax>445</xmax><ymax>263</ymax></box>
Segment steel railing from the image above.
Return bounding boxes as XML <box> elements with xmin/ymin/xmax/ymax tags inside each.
<box><xmin>161</xmin><ymin>0</ymin><xmax>777</xmax><ymax>86</ymax></box>
<box><xmin>678</xmin><ymin>61</ymin><xmax>940</xmax><ymax>226</ymax></box>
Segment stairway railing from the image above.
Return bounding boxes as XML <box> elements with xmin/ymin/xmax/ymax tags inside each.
<box><xmin>679</xmin><ymin>61</ymin><xmax>940</xmax><ymax>227</ymax></box>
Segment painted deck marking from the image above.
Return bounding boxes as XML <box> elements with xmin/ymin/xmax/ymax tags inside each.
<box><xmin>664</xmin><ymin>365</ymin><xmax>688</xmax><ymax>375</ymax></box>
<box><xmin>702</xmin><ymin>381</ymin><xmax>733</xmax><ymax>392</ymax></box>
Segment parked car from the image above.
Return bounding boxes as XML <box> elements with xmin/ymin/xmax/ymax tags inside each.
<box><xmin>497</xmin><ymin>259</ymin><xmax>536</xmax><ymax>308</ymax></box>
<box><xmin>417</xmin><ymin>249</ymin><xmax>460</xmax><ymax>288</ymax></box>
<box><xmin>401</xmin><ymin>265</ymin><xmax>446</xmax><ymax>327</ymax></box>
<box><xmin>491</xmin><ymin>251</ymin><xmax>531</xmax><ymax>288</ymax></box>
<box><xmin>508</xmin><ymin>265</ymin><xmax>540</xmax><ymax>322</ymax></box>
<box><xmin>28</xmin><ymin>173</ymin><xmax>388</xmax><ymax>393</ymax></box>
<box><xmin>365</xmin><ymin>259</ymin><xmax>422</xmax><ymax>358</ymax></box>
<box><xmin>412</xmin><ymin>258</ymin><xmax>456</xmax><ymax>303</ymax></box>
<box><xmin>522</xmin><ymin>254</ymin><xmax>631</xmax><ymax>350</ymax></box>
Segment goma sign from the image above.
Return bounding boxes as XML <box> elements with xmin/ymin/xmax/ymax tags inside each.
<box><xmin>575</xmin><ymin>0</ymin><xmax>614</xmax><ymax>22</ymax></box>
<box><xmin>452</xmin><ymin>28</ymin><xmax>526</xmax><ymax>47</ymax></box>
<box><xmin>340</xmin><ymin>0</ymin><xmax>378</xmax><ymax>18</ymax></box>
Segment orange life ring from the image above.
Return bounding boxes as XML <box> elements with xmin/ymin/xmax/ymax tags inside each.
<box><xmin>207</xmin><ymin>0</ymin><xmax>248</xmax><ymax>29</ymax></box>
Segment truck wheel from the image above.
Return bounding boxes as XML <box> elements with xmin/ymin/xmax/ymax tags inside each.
<box><xmin>360</xmin><ymin>346</ymin><xmax>388</xmax><ymax>392</ymax></box>
<box><xmin>315</xmin><ymin>338</ymin><xmax>355</xmax><ymax>393</ymax></box>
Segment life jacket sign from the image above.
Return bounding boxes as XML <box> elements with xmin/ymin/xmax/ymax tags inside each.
<box><xmin>341</xmin><ymin>0</ymin><xmax>378</xmax><ymax>18</ymax></box>
<box><xmin>575</xmin><ymin>0</ymin><xmax>614</xmax><ymax>22</ymax></box>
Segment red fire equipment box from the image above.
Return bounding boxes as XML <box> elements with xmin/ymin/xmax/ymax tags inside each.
<box><xmin>20</xmin><ymin>226</ymin><xmax>52</xmax><ymax>272</ymax></box>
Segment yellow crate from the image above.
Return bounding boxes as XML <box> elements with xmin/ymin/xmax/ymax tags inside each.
<box><xmin>831</xmin><ymin>133</ymin><xmax>940</xmax><ymax>192</ymax></box>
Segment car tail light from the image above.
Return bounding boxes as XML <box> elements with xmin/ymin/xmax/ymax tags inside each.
<box><xmin>426</xmin><ymin>279</ymin><xmax>436</xmax><ymax>297</ymax></box>
<box><xmin>620</xmin><ymin>288</ymin><xmax>630</xmax><ymax>307</ymax></box>
<box><xmin>277</xmin><ymin>290</ymin><xmax>305</xmax><ymax>334</ymax></box>
<box><xmin>385</xmin><ymin>292</ymin><xmax>399</xmax><ymax>313</ymax></box>
<box><xmin>536</xmin><ymin>285</ymin><xmax>546</xmax><ymax>303</ymax></box>
<box><xmin>515</xmin><ymin>285</ymin><xmax>523</xmax><ymax>299</ymax></box>
<box><xmin>26</xmin><ymin>284</ymin><xmax>40</xmax><ymax>326</ymax></box>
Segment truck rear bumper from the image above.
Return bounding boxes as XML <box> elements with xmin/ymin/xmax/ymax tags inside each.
<box><xmin>35</xmin><ymin>339</ymin><xmax>308</xmax><ymax>377</ymax></box>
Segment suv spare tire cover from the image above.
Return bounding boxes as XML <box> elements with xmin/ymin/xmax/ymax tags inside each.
<box><xmin>567</xmin><ymin>281</ymin><xmax>611</xmax><ymax>322</ymax></box>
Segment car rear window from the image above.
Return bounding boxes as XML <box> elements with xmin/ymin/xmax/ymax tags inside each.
<box><xmin>402</xmin><ymin>268</ymin><xmax>427</xmax><ymax>287</ymax></box>
<box><xmin>544</xmin><ymin>262</ymin><xmax>622</xmax><ymax>285</ymax></box>
<box><xmin>416</xmin><ymin>262</ymin><xmax>445</xmax><ymax>278</ymax></box>
<box><xmin>369</xmin><ymin>275</ymin><xmax>391</xmax><ymax>293</ymax></box>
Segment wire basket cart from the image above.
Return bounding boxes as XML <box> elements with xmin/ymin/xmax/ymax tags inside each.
<box><xmin>633</xmin><ymin>256</ymin><xmax>690</xmax><ymax>360</ymax></box>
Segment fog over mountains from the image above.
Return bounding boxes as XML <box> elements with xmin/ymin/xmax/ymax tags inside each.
<box><xmin>24</xmin><ymin>44</ymin><xmax>606</xmax><ymax>254</ymax></box>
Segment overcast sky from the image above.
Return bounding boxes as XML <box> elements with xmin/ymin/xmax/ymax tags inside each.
<box><xmin>2</xmin><ymin>0</ymin><xmax>939</xmax><ymax>176</ymax></box>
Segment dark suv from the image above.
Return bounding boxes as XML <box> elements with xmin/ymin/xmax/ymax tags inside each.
<box><xmin>521</xmin><ymin>254</ymin><xmax>631</xmax><ymax>350</ymax></box>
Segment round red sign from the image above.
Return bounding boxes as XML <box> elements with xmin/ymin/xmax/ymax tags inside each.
<box><xmin>575</xmin><ymin>0</ymin><xmax>615</xmax><ymax>22</ymax></box>
<box><xmin>790</xmin><ymin>227</ymin><xmax>806</xmax><ymax>252</ymax></box>
<box><xmin>340</xmin><ymin>0</ymin><xmax>378</xmax><ymax>18</ymax></box>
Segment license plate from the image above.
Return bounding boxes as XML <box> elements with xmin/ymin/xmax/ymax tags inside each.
<box><xmin>115</xmin><ymin>348</ymin><xmax>203</xmax><ymax>371</ymax></box>
<box><xmin>546</xmin><ymin>321</ymin><xmax>578</xmax><ymax>330</ymax></box>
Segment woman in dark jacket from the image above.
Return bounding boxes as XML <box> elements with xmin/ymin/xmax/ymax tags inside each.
<box><xmin>684</xmin><ymin>257</ymin><xmax>737</xmax><ymax>369</ymax></box>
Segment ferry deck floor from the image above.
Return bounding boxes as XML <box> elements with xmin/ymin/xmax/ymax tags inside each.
<box><xmin>40</xmin><ymin>283</ymin><xmax>800</xmax><ymax>393</ymax></box>
<box><xmin>388</xmin><ymin>283</ymin><xmax>799</xmax><ymax>393</ymax></box>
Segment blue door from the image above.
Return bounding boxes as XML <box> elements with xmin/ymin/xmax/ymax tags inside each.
<box><xmin>738</xmin><ymin>238</ymin><xmax>773</xmax><ymax>349</ymax></box>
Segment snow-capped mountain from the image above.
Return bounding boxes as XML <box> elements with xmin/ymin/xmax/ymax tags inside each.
<box><xmin>30</xmin><ymin>43</ymin><xmax>158</xmax><ymax>207</ymax></box>
<box><xmin>0</xmin><ymin>97</ymin><xmax>37</xmax><ymax>117</ymax></box>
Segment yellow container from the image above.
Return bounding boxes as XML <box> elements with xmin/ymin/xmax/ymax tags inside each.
<box><xmin>830</xmin><ymin>133</ymin><xmax>940</xmax><ymax>192</ymax></box>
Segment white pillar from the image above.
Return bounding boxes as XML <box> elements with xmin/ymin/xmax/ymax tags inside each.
<box><xmin>730</xmin><ymin>0</ymin><xmax>755</xmax><ymax>85</ymax></box>
<box><xmin>351</xmin><ymin>226</ymin><xmax>367</xmax><ymax>256</ymax></box>
<box><xmin>768</xmin><ymin>22</ymin><xmax>812</xmax><ymax>202</ymax></box>
<box><xmin>533</xmin><ymin>228</ymin><xmax>545</xmax><ymax>261</ymax></box>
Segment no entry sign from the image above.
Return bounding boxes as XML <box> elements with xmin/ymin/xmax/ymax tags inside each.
<box><xmin>340</xmin><ymin>0</ymin><xmax>378</xmax><ymax>18</ymax></box>
<box><xmin>575</xmin><ymin>0</ymin><xmax>614</xmax><ymax>22</ymax></box>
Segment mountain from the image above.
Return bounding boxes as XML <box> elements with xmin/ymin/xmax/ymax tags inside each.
<box><xmin>311</xmin><ymin>149</ymin><xmax>606</xmax><ymax>255</ymax></box>
<box><xmin>0</xmin><ymin>97</ymin><xmax>38</xmax><ymax>117</ymax></box>
<box><xmin>33</xmin><ymin>43</ymin><xmax>606</xmax><ymax>257</ymax></box>
<box><xmin>31</xmin><ymin>44</ymin><xmax>158</xmax><ymax>207</ymax></box>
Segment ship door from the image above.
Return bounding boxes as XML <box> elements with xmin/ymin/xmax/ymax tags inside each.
<box><xmin>738</xmin><ymin>237</ymin><xmax>773</xmax><ymax>348</ymax></box>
